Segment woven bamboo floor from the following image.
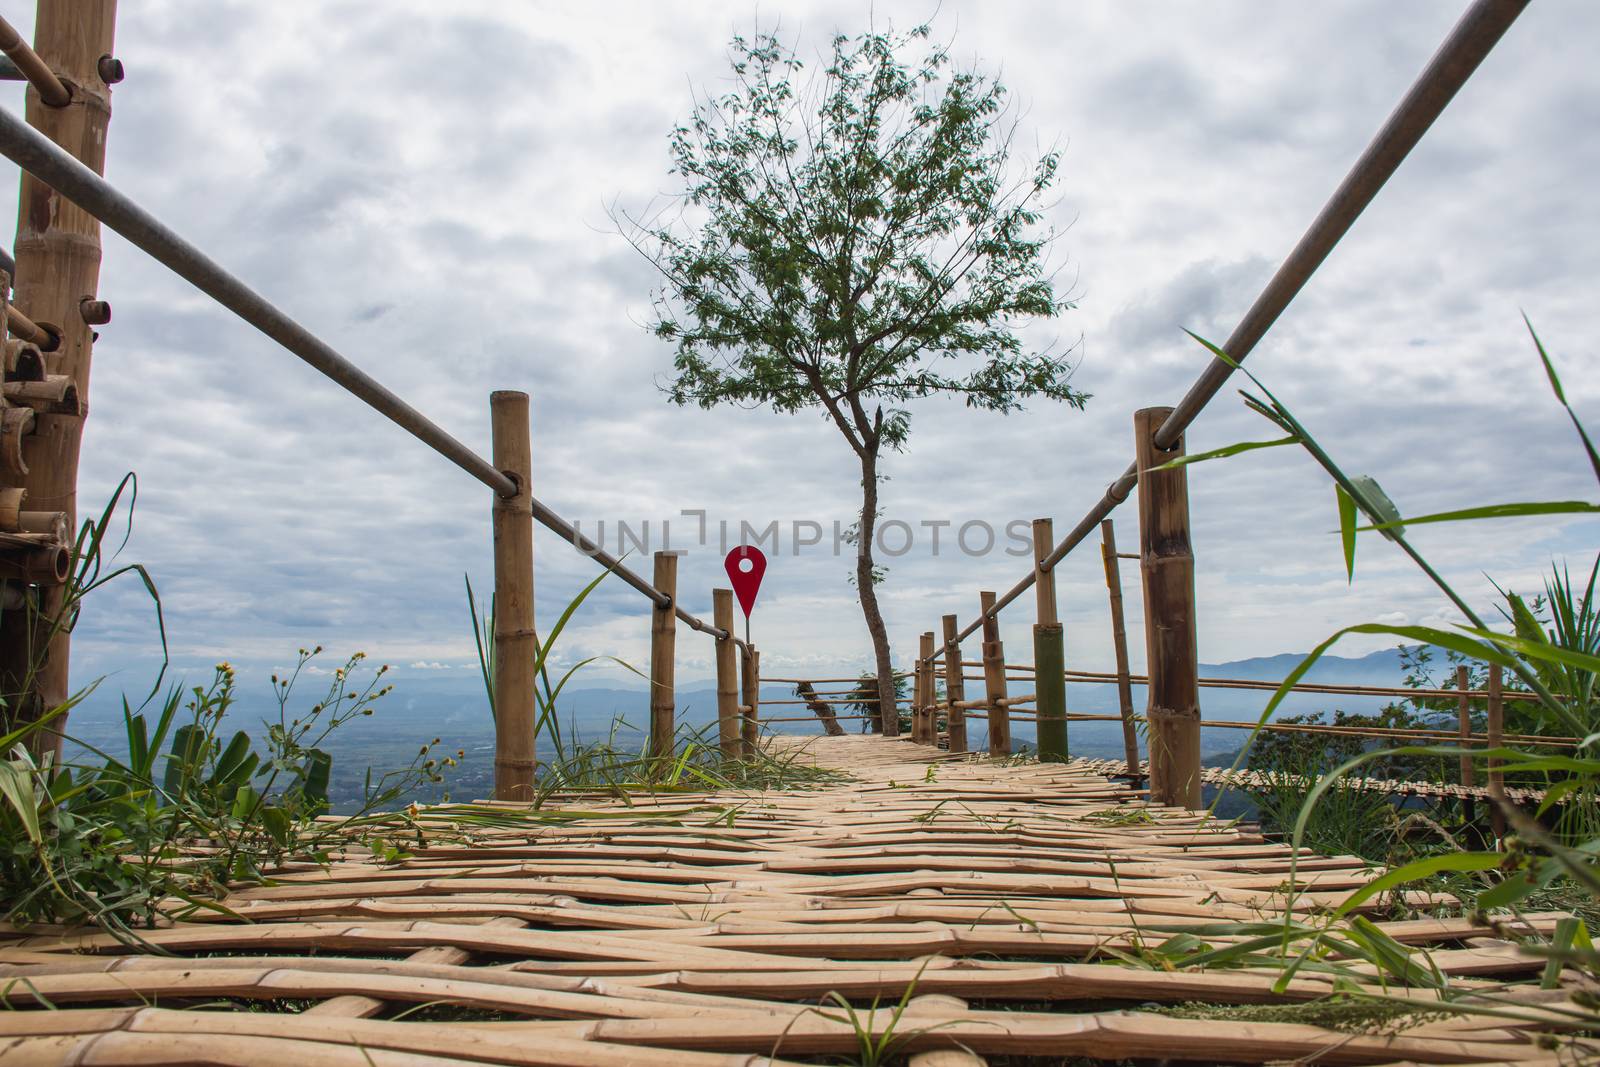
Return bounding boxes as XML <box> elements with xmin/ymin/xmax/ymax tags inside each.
<box><xmin>0</xmin><ymin>735</ymin><xmax>1590</xmax><ymax>1065</ymax></box>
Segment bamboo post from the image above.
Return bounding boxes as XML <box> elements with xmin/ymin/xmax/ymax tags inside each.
<box><xmin>1135</xmin><ymin>407</ymin><xmax>1201</xmax><ymax>809</ymax></box>
<box><xmin>1101</xmin><ymin>519</ymin><xmax>1143</xmax><ymax>783</ymax></box>
<box><xmin>1456</xmin><ymin>665</ymin><xmax>1475</xmax><ymax>826</ymax></box>
<box><xmin>648</xmin><ymin>551</ymin><xmax>679</xmax><ymax>762</ymax></box>
<box><xmin>918</xmin><ymin>631</ymin><xmax>936</xmax><ymax>745</ymax></box>
<box><xmin>1031</xmin><ymin>518</ymin><xmax>1068</xmax><ymax>762</ymax></box>
<box><xmin>911</xmin><ymin>648</ymin><xmax>926</xmax><ymax>744</ymax></box>
<box><xmin>980</xmin><ymin>590</ymin><xmax>1010</xmax><ymax>756</ymax></box>
<box><xmin>740</xmin><ymin>645</ymin><xmax>760</xmax><ymax>758</ymax></box>
<box><xmin>941</xmin><ymin>614</ymin><xmax>968</xmax><ymax>754</ymax></box>
<box><xmin>0</xmin><ymin>1</ymin><xmax>118</xmax><ymax>754</ymax></box>
<box><xmin>489</xmin><ymin>391</ymin><xmax>535</xmax><ymax>803</ymax></box>
<box><xmin>1487</xmin><ymin>663</ymin><xmax>1505</xmax><ymax>844</ymax></box>
<box><xmin>713</xmin><ymin>588</ymin><xmax>740</xmax><ymax>759</ymax></box>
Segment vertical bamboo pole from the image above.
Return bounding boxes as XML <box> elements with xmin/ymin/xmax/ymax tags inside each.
<box><xmin>941</xmin><ymin>614</ymin><xmax>968</xmax><ymax>754</ymax></box>
<box><xmin>1101</xmin><ymin>519</ymin><xmax>1142</xmax><ymax>783</ymax></box>
<box><xmin>1487</xmin><ymin>663</ymin><xmax>1505</xmax><ymax>844</ymax></box>
<box><xmin>713</xmin><ymin>588</ymin><xmax>740</xmax><ymax>760</ymax></box>
<box><xmin>0</xmin><ymin>1</ymin><xmax>119</xmax><ymax>751</ymax></box>
<box><xmin>1135</xmin><ymin>407</ymin><xmax>1201</xmax><ymax>809</ymax></box>
<box><xmin>911</xmin><ymin>648</ymin><xmax>927</xmax><ymax>744</ymax></box>
<box><xmin>740</xmin><ymin>646</ymin><xmax>760</xmax><ymax>758</ymax></box>
<box><xmin>1032</xmin><ymin>519</ymin><xmax>1068</xmax><ymax>762</ymax></box>
<box><xmin>648</xmin><ymin>551</ymin><xmax>679</xmax><ymax>762</ymax></box>
<box><xmin>980</xmin><ymin>590</ymin><xmax>1010</xmax><ymax>756</ymax></box>
<box><xmin>918</xmin><ymin>631</ymin><xmax>936</xmax><ymax>745</ymax></box>
<box><xmin>490</xmin><ymin>391</ymin><xmax>535</xmax><ymax>803</ymax></box>
<box><xmin>1456</xmin><ymin>665</ymin><xmax>1475</xmax><ymax>825</ymax></box>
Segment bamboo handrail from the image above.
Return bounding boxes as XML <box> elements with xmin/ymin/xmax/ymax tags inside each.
<box><xmin>950</xmin><ymin>0</ymin><xmax>1529</xmax><ymax>644</ymax></box>
<box><xmin>952</xmin><ymin>659</ymin><xmax>1547</xmax><ymax>704</ymax></box>
<box><xmin>5</xmin><ymin>302</ymin><xmax>56</xmax><ymax>349</ymax></box>
<box><xmin>0</xmin><ymin>101</ymin><xmax>746</xmax><ymax>649</ymax></box>
<box><xmin>0</xmin><ymin>15</ymin><xmax>70</xmax><ymax>107</ymax></box>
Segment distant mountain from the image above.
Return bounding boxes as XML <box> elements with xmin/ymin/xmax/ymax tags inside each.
<box><xmin>59</xmin><ymin>646</ymin><xmax>1425</xmax><ymax>806</ymax></box>
<box><xmin>1199</xmin><ymin>647</ymin><xmax>1407</xmax><ymax>685</ymax></box>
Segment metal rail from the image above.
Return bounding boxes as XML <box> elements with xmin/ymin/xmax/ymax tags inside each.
<box><xmin>952</xmin><ymin>0</ymin><xmax>1530</xmax><ymax>644</ymax></box>
<box><xmin>0</xmin><ymin>102</ymin><xmax>741</xmax><ymax>646</ymax></box>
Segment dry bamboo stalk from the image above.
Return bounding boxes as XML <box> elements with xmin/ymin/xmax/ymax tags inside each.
<box><xmin>1134</xmin><ymin>407</ymin><xmax>1200</xmax><ymax>809</ymax></box>
<box><xmin>1100</xmin><ymin>519</ymin><xmax>1143</xmax><ymax>784</ymax></box>
<box><xmin>918</xmin><ymin>631</ymin><xmax>936</xmax><ymax>745</ymax></box>
<box><xmin>0</xmin><ymin>0</ymin><xmax>119</xmax><ymax>759</ymax></box>
<box><xmin>712</xmin><ymin>588</ymin><xmax>740</xmax><ymax>759</ymax></box>
<box><xmin>0</xmin><ymin>14</ymin><xmax>69</xmax><ymax>106</ymax></box>
<box><xmin>1488</xmin><ymin>662</ymin><xmax>1505</xmax><ymax>844</ymax></box>
<box><xmin>740</xmin><ymin>646</ymin><xmax>760</xmax><ymax>757</ymax></box>
<box><xmin>490</xmin><ymin>391</ymin><xmax>536</xmax><ymax>802</ymax></box>
<box><xmin>1031</xmin><ymin>518</ymin><xmax>1057</xmax><ymax>627</ymax></box>
<box><xmin>1457</xmin><ymin>665</ymin><xmax>1477</xmax><ymax>826</ymax></box>
<box><xmin>648</xmin><ymin>551</ymin><xmax>679</xmax><ymax>761</ymax></box>
<box><xmin>979</xmin><ymin>590</ymin><xmax>1010</xmax><ymax>755</ymax></box>
<box><xmin>941</xmin><ymin>614</ymin><xmax>968</xmax><ymax>754</ymax></box>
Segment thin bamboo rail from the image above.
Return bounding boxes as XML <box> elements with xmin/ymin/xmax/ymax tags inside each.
<box><xmin>0</xmin><ymin>99</ymin><xmax>746</xmax><ymax>651</ymax></box>
<box><xmin>949</xmin><ymin>0</ymin><xmax>1531</xmax><ymax>646</ymax></box>
<box><xmin>0</xmin><ymin>13</ymin><xmax>69</xmax><ymax>107</ymax></box>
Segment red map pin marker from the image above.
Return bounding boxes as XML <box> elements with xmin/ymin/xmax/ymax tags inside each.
<box><xmin>724</xmin><ymin>545</ymin><xmax>767</xmax><ymax>618</ymax></box>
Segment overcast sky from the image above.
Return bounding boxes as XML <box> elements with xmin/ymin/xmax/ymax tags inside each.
<box><xmin>6</xmin><ymin>1</ymin><xmax>1595</xmax><ymax>697</ymax></box>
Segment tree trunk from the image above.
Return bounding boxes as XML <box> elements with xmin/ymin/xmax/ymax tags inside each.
<box><xmin>856</xmin><ymin>446</ymin><xmax>898</xmax><ymax>735</ymax></box>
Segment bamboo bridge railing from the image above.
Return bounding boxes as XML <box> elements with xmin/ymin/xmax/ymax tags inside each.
<box><xmin>0</xmin><ymin>2</ymin><xmax>760</xmax><ymax>801</ymax></box>
<box><xmin>878</xmin><ymin>0</ymin><xmax>1537</xmax><ymax>809</ymax></box>
<box><xmin>0</xmin><ymin>0</ymin><xmax>1538</xmax><ymax>811</ymax></box>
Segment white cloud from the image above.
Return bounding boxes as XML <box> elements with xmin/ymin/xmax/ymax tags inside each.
<box><xmin>15</xmin><ymin>1</ymin><xmax>1592</xmax><ymax>699</ymax></box>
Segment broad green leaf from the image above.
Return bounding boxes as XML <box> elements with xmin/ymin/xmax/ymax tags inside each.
<box><xmin>1526</xmin><ymin>314</ymin><xmax>1600</xmax><ymax>483</ymax></box>
<box><xmin>1336</xmin><ymin>485</ymin><xmax>1357</xmax><ymax>582</ymax></box>
<box><xmin>1333</xmin><ymin>852</ymin><xmax>1503</xmax><ymax>918</ymax></box>
<box><xmin>1148</xmin><ymin>435</ymin><xmax>1297</xmax><ymax>471</ymax></box>
<box><xmin>1349</xmin><ymin>474</ymin><xmax>1404</xmax><ymax>540</ymax></box>
<box><xmin>1356</xmin><ymin>500</ymin><xmax>1600</xmax><ymax>531</ymax></box>
<box><xmin>0</xmin><ymin>762</ymin><xmax>42</xmax><ymax>844</ymax></box>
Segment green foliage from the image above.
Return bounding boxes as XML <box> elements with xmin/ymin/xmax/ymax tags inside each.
<box><xmin>1164</xmin><ymin>320</ymin><xmax>1600</xmax><ymax>1045</ymax></box>
<box><xmin>466</xmin><ymin>567</ymin><xmax>844</xmax><ymax>798</ymax></box>
<box><xmin>0</xmin><ymin>651</ymin><xmax>453</xmax><ymax>937</ymax></box>
<box><xmin>2</xmin><ymin>473</ymin><xmax>167</xmax><ymax>734</ymax></box>
<box><xmin>627</xmin><ymin>23</ymin><xmax>1083</xmax><ymax>438</ymax></box>
<box><xmin>623</xmin><ymin>21</ymin><xmax>1087</xmax><ymax>709</ymax></box>
<box><xmin>844</xmin><ymin>670</ymin><xmax>909</xmax><ymax>733</ymax></box>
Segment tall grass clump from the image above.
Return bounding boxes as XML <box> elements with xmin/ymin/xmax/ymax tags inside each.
<box><xmin>1154</xmin><ymin>319</ymin><xmax>1600</xmax><ymax>1037</ymax></box>
<box><xmin>466</xmin><ymin>565</ymin><xmax>846</xmax><ymax>799</ymax></box>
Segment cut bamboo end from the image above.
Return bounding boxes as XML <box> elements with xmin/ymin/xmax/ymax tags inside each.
<box><xmin>4</xmin><ymin>374</ymin><xmax>81</xmax><ymax>415</ymax></box>
<box><xmin>4</xmin><ymin>339</ymin><xmax>46</xmax><ymax>382</ymax></box>
<box><xmin>1</xmin><ymin>405</ymin><xmax>36</xmax><ymax>477</ymax></box>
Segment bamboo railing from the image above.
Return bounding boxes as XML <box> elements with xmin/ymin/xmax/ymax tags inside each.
<box><xmin>0</xmin><ymin>1</ymin><xmax>760</xmax><ymax>798</ymax></box>
<box><xmin>900</xmin><ymin>0</ymin><xmax>1534</xmax><ymax>808</ymax></box>
<box><xmin>0</xmin><ymin>0</ymin><xmax>1537</xmax><ymax>805</ymax></box>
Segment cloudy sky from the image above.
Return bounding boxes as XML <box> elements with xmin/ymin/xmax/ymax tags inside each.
<box><xmin>6</xmin><ymin>1</ymin><xmax>1595</xmax><ymax>698</ymax></box>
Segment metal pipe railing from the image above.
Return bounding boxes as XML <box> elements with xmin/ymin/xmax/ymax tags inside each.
<box><xmin>952</xmin><ymin>0</ymin><xmax>1530</xmax><ymax>644</ymax></box>
<box><xmin>0</xmin><ymin>102</ymin><xmax>743</xmax><ymax>646</ymax></box>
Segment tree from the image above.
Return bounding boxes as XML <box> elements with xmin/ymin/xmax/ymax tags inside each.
<box><xmin>621</xmin><ymin>23</ymin><xmax>1086</xmax><ymax>733</ymax></box>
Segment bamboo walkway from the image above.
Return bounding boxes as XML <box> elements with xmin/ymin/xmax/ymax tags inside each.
<box><xmin>0</xmin><ymin>735</ymin><xmax>1591</xmax><ymax>1065</ymax></box>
